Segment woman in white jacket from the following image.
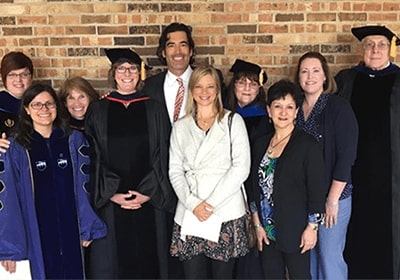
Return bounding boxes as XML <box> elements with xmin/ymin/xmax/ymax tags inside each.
<box><xmin>169</xmin><ymin>65</ymin><xmax>251</xmax><ymax>279</ymax></box>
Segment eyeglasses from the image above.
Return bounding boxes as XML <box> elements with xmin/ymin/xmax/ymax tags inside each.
<box><xmin>235</xmin><ymin>80</ymin><xmax>260</xmax><ymax>90</ymax></box>
<box><xmin>7</xmin><ymin>72</ymin><xmax>32</xmax><ymax>79</ymax></box>
<box><xmin>362</xmin><ymin>41</ymin><xmax>390</xmax><ymax>51</ymax></box>
<box><xmin>116</xmin><ymin>65</ymin><xmax>138</xmax><ymax>74</ymax></box>
<box><xmin>30</xmin><ymin>101</ymin><xmax>56</xmax><ymax>110</ymax></box>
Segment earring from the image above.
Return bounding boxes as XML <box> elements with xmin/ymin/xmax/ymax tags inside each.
<box><xmin>268</xmin><ymin>117</ymin><xmax>272</xmax><ymax>123</ymax></box>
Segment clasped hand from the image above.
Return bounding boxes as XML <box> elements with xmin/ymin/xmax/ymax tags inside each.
<box><xmin>193</xmin><ymin>201</ymin><xmax>214</xmax><ymax>222</ymax></box>
<box><xmin>110</xmin><ymin>190</ymin><xmax>150</xmax><ymax>210</ymax></box>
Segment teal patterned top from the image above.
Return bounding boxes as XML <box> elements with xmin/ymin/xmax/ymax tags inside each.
<box><xmin>250</xmin><ymin>153</ymin><xmax>324</xmax><ymax>241</ymax></box>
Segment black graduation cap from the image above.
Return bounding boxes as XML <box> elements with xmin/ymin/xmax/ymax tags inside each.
<box><xmin>229</xmin><ymin>59</ymin><xmax>268</xmax><ymax>86</ymax></box>
<box><xmin>351</xmin><ymin>25</ymin><xmax>400</xmax><ymax>58</ymax></box>
<box><xmin>105</xmin><ymin>48</ymin><xmax>151</xmax><ymax>80</ymax></box>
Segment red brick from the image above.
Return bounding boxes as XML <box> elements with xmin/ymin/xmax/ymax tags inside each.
<box><xmin>0</xmin><ymin>0</ymin><xmax>399</xmax><ymax>88</ymax></box>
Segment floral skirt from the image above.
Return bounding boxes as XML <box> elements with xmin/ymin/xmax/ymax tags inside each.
<box><xmin>170</xmin><ymin>215</ymin><xmax>249</xmax><ymax>262</ymax></box>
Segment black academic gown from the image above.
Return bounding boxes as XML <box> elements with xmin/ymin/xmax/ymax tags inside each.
<box><xmin>0</xmin><ymin>90</ymin><xmax>20</xmax><ymax>134</ymax></box>
<box><xmin>84</xmin><ymin>92</ymin><xmax>176</xmax><ymax>279</ymax></box>
<box><xmin>336</xmin><ymin>64</ymin><xmax>400</xmax><ymax>279</ymax></box>
<box><xmin>69</xmin><ymin>117</ymin><xmax>85</xmax><ymax>131</ymax></box>
<box><xmin>142</xmin><ymin>72</ymin><xmax>189</xmax><ymax>279</ymax></box>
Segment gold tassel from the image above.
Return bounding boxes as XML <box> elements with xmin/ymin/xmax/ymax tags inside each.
<box><xmin>259</xmin><ymin>69</ymin><xmax>264</xmax><ymax>86</ymax></box>
<box><xmin>390</xmin><ymin>35</ymin><xmax>397</xmax><ymax>60</ymax></box>
<box><xmin>140</xmin><ymin>61</ymin><xmax>146</xmax><ymax>81</ymax></box>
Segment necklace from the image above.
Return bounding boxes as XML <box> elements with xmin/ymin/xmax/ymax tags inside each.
<box><xmin>196</xmin><ymin>113</ymin><xmax>216</xmax><ymax>129</ymax></box>
<box><xmin>267</xmin><ymin>131</ymin><xmax>293</xmax><ymax>155</ymax></box>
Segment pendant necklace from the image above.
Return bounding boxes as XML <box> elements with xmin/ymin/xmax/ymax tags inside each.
<box><xmin>197</xmin><ymin>113</ymin><xmax>216</xmax><ymax>129</ymax></box>
<box><xmin>267</xmin><ymin>131</ymin><xmax>293</xmax><ymax>155</ymax></box>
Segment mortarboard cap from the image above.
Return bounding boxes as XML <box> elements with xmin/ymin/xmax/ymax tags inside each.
<box><xmin>351</xmin><ymin>25</ymin><xmax>400</xmax><ymax>59</ymax></box>
<box><xmin>105</xmin><ymin>48</ymin><xmax>151</xmax><ymax>80</ymax></box>
<box><xmin>229</xmin><ymin>59</ymin><xmax>268</xmax><ymax>86</ymax></box>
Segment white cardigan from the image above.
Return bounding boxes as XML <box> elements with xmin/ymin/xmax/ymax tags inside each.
<box><xmin>169</xmin><ymin>110</ymin><xmax>251</xmax><ymax>225</ymax></box>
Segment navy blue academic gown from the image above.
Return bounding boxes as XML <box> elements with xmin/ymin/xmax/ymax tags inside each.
<box><xmin>0</xmin><ymin>129</ymin><xmax>107</xmax><ymax>279</ymax></box>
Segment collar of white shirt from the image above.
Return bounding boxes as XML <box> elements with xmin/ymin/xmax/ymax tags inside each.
<box><xmin>164</xmin><ymin>67</ymin><xmax>193</xmax><ymax>122</ymax></box>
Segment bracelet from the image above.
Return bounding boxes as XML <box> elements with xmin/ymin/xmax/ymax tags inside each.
<box><xmin>308</xmin><ymin>223</ymin><xmax>318</xmax><ymax>231</ymax></box>
<box><xmin>254</xmin><ymin>223</ymin><xmax>262</xmax><ymax>229</ymax></box>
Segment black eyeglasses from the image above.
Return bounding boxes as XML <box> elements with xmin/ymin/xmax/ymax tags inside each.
<box><xmin>7</xmin><ymin>72</ymin><xmax>32</xmax><ymax>79</ymax></box>
<box><xmin>116</xmin><ymin>65</ymin><xmax>138</xmax><ymax>74</ymax></box>
<box><xmin>30</xmin><ymin>101</ymin><xmax>56</xmax><ymax>110</ymax></box>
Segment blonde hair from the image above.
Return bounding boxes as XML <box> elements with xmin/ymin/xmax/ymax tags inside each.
<box><xmin>185</xmin><ymin>64</ymin><xmax>225</xmax><ymax>122</ymax></box>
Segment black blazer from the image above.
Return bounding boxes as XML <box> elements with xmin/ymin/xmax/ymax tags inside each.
<box><xmin>143</xmin><ymin>71</ymin><xmax>172</xmax><ymax>128</ymax></box>
<box><xmin>246</xmin><ymin>128</ymin><xmax>325</xmax><ymax>253</ymax></box>
<box><xmin>143</xmin><ymin>71</ymin><xmax>168</xmax><ymax>106</ymax></box>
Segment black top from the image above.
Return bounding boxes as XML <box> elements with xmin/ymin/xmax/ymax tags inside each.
<box><xmin>246</xmin><ymin>128</ymin><xmax>325</xmax><ymax>253</ymax></box>
<box><xmin>297</xmin><ymin>94</ymin><xmax>358</xmax><ymax>199</ymax></box>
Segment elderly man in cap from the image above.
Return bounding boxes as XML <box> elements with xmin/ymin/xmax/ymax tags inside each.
<box><xmin>335</xmin><ymin>25</ymin><xmax>400</xmax><ymax>279</ymax></box>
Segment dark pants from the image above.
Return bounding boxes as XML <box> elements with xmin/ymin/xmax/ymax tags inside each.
<box><xmin>183</xmin><ymin>254</ymin><xmax>236</xmax><ymax>279</ymax></box>
<box><xmin>260</xmin><ymin>242</ymin><xmax>310</xmax><ymax>280</ymax></box>
<box><xmin>235</xmin><ymin>248</ymin><xmax>264</xmax><ymax>279</ymax></box>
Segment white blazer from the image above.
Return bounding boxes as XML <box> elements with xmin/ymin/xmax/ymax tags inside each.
<box><xmin>169</xmin><ymin>110</ymin><xmax>251</xmax><ymax>225</ymax></box>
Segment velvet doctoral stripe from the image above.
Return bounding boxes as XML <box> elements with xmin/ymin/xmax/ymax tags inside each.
<box><xmin>0</xmin><ymin>90</ymin><xmax>21</xmax><ymax>115</ymax></box>
<box><xmin>29</xmin><ymin>129</ymin><xmax>84</xmax><ymax>279</ymax></box>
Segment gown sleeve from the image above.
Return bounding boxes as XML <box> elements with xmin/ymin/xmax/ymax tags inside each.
<box><xmin>85</xmin><ymin>101</ymin><xmax>121</xmax><ymax>209</ymax></box>
<box><xmin>69</xmin><ymin>131</ymin><xmax>107</xmax><ymax>241</ymax></box>
<box><xmin>135</xmin><ymin>100</ymin><xmax>177</xmax><ymax>213</ymax></box>
<box><xmin>0</xmin><ymin>141</ymin><xmax>28</xmax><ymax>261</ymax></box>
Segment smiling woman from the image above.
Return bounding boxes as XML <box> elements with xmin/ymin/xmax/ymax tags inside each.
<box><xmin>224</xmin><ymin>60</ymin><xmax>273</xmax><ymax>279</ymax></box>
<box><xmin>0</xmin><ymin>52</ymin><xmax>33</xmax><ymax>135</ymax></box>
<box><xmin>294</xmin><ymin>51</ymin><xmax>358</xmax><ymax>280</ymax></box>
<box><xmin>247</xmin><ymin>79</ymin><xmax>325</xmax><ymax>280</ymax></box>
<box><xmin>0</xmin><ymin>83</ymin><xmax>107</xmax><ymax>279</ymax></box>
<box><xmin>58</xmin><ymin>76</ymin><xmax>99</xmax><ymax>131</ymax></box>
<box><xmin>25</xmin><ymin>93</ymin><xmax>57</xmax><ymax>137</ymax></box>
<box><xmin>84</xmin><ymin>48</ymin><xmax>175</xmax><ymax>279</ymax></box>
<box><xmin>169</xmin><ymin>65</ymin><xmax>251</xmax><ymax>279</ymax></box>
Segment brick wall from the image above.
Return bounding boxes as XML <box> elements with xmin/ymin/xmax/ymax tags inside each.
<box><xmin>0</xmin><ymin>0</ymin><xmax>399</xmax><ymax>93</ymax></box>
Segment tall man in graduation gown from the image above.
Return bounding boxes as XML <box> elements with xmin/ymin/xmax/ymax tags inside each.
<box><xmin>335</xmin><ymin>25</ymin><xmax>400</xmax><ymax>279</ymax></box>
